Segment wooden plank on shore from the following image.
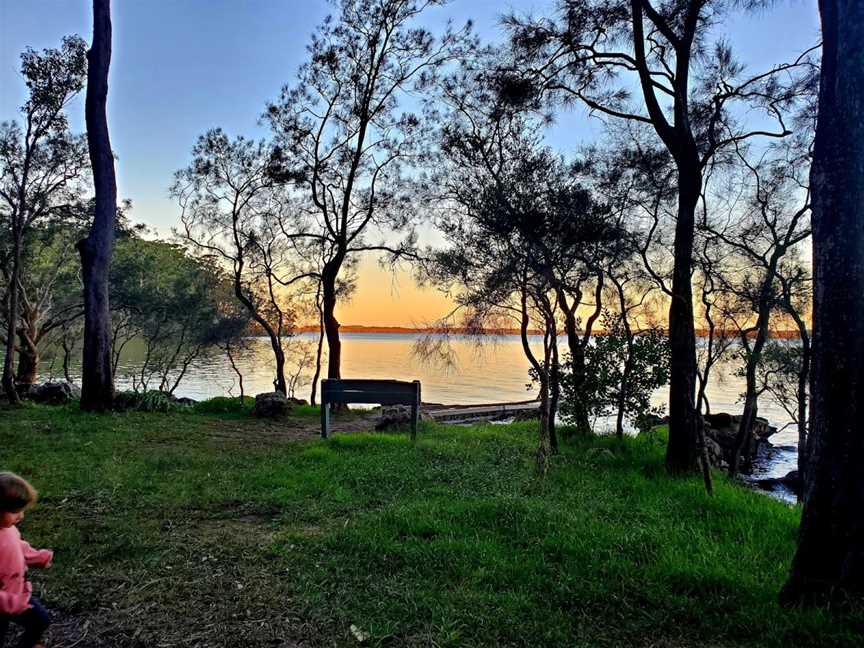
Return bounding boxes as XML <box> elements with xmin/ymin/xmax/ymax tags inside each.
<box><xmin>427</xmin><ymin>402</ymin><xmax>540</xmax><ymax>423</ymax></box>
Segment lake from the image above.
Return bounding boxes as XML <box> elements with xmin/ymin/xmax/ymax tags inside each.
<box><xmin>40</xmin><ymin>332</ymin><xmax>800</xmax><ymax>495</ymax></box>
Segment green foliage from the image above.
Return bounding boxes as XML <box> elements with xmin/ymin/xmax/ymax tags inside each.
<box><xmin>112</xmin><ymin>390</ymin><xmax>179</xmax><ymax>413</ymax></box>
<box><xmin>561</xmin><ymin>309</ymin><xmax>671</xmax><ymax>431</ymax></box>
<box><xmin>191</xmin><ymin>396</ymin><xmax>254</xmax><ymax>415</ymax></box>
<box><xmin>745</xmin><ymin>340</ymin><xmax>806</xmax><ymax>425</ymax></box>
<box><xmin>111</xmin><ymin>234</ymin><xmax>249</xmax><ymax>393</ymax></box>
<box><xmin>1</xmin><ymin>405</ymin><xmax>861</xmax><ymax>646</ymax></box>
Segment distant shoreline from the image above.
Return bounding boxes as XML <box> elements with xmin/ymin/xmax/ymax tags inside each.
<box><xmin>292</xmin><ymin>324</ymin><xmax>805</xmax><ymax>339</ymax></box>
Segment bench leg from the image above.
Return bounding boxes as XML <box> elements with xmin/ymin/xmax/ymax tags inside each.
<box><xmin>321</xmin><ymin>402</ymin><xmax>330</xmax><ymax>438</ymax></box>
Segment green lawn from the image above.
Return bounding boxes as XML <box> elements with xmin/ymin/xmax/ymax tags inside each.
<box><xmin>1</xmin><ymin>402</ymin><xmax>860</xmax><ymax>647</ymax></box>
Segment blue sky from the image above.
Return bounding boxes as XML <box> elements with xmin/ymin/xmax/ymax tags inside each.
<box><xmin>1</xmin><ymin>1</ymin><xmax>820</xmax><ymax>234</ymax></box>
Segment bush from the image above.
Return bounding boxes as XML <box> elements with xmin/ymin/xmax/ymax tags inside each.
<box><xmin>113</xmin><ymin>390</ymin><xmax>178</xmax><ymax>413</ymax></box>
<box><xmin>192</xmin><ymin>396</ymin><xmax>253</xmax><ymax>415</ymax></box>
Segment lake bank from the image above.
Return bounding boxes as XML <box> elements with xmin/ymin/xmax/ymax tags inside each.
<box><xmin>33</xmin><ymin>332</ymin><xmax>803</xmax><ymax>498</ymax></box>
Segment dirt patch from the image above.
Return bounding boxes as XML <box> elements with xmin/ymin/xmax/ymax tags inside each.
<box><xmin>197</xmin><ymin>411</ymin><xmax>384</xmax><ymax>449</ymax></box>
<box><xmin>39</xmin><ymin>507</ymin><xmax>317</xmax><ymax>647</ymax></box>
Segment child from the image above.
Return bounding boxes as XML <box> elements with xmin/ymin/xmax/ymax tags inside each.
<box><xmin>0</xmin><ymin>472</ymin><xmax>52</xmax><ymax>648</ymax></box>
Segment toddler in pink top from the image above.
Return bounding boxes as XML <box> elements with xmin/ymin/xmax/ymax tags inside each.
<box><xmin>0</xmin><ymin>472</ymin><xmax>52</xmax><ymax>648</ymax></box>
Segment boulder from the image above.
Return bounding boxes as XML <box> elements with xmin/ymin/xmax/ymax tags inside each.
<box><xmin>287</xmin><ymin>397</ymin><xmax>309</xmax><ymax>406</ymax></box>
<box><xmin>28</xmin><ymin>381</ymin><xmax>81</xmax><ymax>405</ymax></box>
<box><xmin>252</xmin><ymin>391</ymin><xmax>292</xmax><ymax>418</ymax></box>
<box><xmin>175</xmin><ymin>397</ymin><xmax>197</xmax><ymax>406</ymax></box>
<box><xmin>374</xmin><ymin>405</ymin><xmax>430</xmax><ymax>431</ymax></box>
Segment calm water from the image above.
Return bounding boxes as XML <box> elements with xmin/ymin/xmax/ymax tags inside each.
<box><xmin>40</xmin><ymin>332</ymin><xmax>799</xmax><ymax>490</ymax></box>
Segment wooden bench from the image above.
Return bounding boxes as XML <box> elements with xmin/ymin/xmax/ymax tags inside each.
<box><xmin>320</xmin><ymin>379</ymin><xmax>422</xmax><ymax>439</ymax></box>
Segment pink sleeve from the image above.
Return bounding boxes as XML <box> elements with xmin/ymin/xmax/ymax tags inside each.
<box><xmin>0</xmin><ymin>579</ymin><xmax>31</xmax><ymax>615</ymax></box>
<box><xmin>20</xmin><ymin>541</ymin><xmax>53</xmax><ymax>569</ymax></box>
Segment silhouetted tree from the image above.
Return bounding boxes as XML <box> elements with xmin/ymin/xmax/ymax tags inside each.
<box><xmin>173</xmin><ymin>130</ymin><xmax>311</xmax><ymax>395</ymax></box>
<box><xmin>505</xmin><ymin>0</ymin><xmax>816</xmax><ymax>473</ymax></box>
<box><xmin>700</xmin><ymin>145</ymin><xmax>811</xmax><ymax>478</ymax></box>
<box><xmin>423</xmin><ymin>113</ymin><xmax>620</xmax><ymax>468</ymax></box>
<box><xmin>78</xmin><ymin>0</ymin><xmax>117</xmax><ymax>411</ymax></box>
<box><xmin>781</xmin><ymin>1</ymin><xmax>864</xmax><ymax>607</ymax></box>
<box><xmin>265</xmin><ymin>0</ymin><xmax>469</xmax><ymax>384</ymax></box>
<box><xmin>0</xmin><ymin>36</ymin><xmax>87</xmax><ymax>402</ymax></box>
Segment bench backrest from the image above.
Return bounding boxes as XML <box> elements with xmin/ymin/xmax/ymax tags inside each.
<box><xmin>320</xmin><ymin>379</ymin><xmax>421</xmax><ymax>439</ymax></box>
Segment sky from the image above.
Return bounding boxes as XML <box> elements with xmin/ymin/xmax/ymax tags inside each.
<box><xmin>0</xmin><ymin>0</ymin><xmax>821</xmax><ymax>326</ymax></box>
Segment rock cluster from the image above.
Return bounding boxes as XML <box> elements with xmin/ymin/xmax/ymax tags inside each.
<box><xmin>702</xmin><ymin>412</ymin><xmax>778</xmax><ymax>472</ymax></box>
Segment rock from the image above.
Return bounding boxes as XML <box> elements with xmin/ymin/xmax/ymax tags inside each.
<box><xmin>702</xmin><ymin>435</ymin><xmax>726</xmax><ymax>468</ymax></box>
<box><xmin>252</xmin><ymin>392</ymin><xmax>292</xmax><ymax>418</ymax></box>
<box><xmin>28</xmin><ymin>381</ymin><xmax>80</xmax><ymax>405</ymax></box>
<box><xmin>754</xmin><ymin>470</ymin><xmax>802</xmax><ymax>498</ymax></box>
<box><xmin>287</xmin><ymin>397</ymin><xmax>308</xmax><ymax>406</ymax></box>
<box><xmin>704</xmin><ymin>412</ymin><xmax>733</xmax><ymax>429</ymax></box>
<box><xmin>374</xmin><ymin>405</ymin><xmax>429</xmax><ymax>431</ymax></box>
<box><xmin>175</xmin><ymin>397</ymin><xmax>197</xmax><ymax>406</ymax></box>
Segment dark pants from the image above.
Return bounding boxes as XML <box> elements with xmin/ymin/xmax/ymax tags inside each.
<box><xmin>0</xmin><ymin>596</ymin><xmax>50</xmax><ymax>648</ymax></box>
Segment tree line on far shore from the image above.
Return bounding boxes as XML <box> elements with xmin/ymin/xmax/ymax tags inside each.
<box><xmin>1</xmin><ymin>0</ymin><xmax>862</xmax><ymax>608</ymax></box>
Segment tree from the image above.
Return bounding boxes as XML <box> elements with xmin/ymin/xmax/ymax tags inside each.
<box><xmin>7</xmin><ymin>216</ymin><xmax>87</xmax><ymax>386</ymax></box>
<box><xmin>700</xmin><ymin>146</ymin><xmax>811</xmax><ymax>478</ymax></box>
<box><xmin>78</xmin><ymin>0</ymin><xmax>117</xmax><ymax>411</ymax></box>
<box><xmin>174</xmin><ymin>130</ymin><xmax>308</xmax><ymax>395</ymax></box>
<box><xmin>781</xmin><ymin>1</ymin><xmax>864</xmax><ymax>607</ymax></box>
<box><xmin>562</xmin><ymin>307</ymin><xmax>670</xmax><ymax>437</ymax></box>
<box><xmin>423</xmin><ymin>105</ymin><xmax>620</xmax><ymax>467</ymax></box>
<box><xmin>505</xmin><ymin>0</ymin><xmax>816</xmax><ymax>473</ymax></box>
<box><xmin>0</xmin><ymin>36</ymin><xmax>88</xmax><ymax>402</ymax></box>
<box><xmin>110</xmin><ymin>236</ymin><xmax>239</xmax><ymax>395</ymax></box>
<box><xmin>265</xmin><ymin>0</ymin><xmax>469</xmax><ymax>384</ymax></box>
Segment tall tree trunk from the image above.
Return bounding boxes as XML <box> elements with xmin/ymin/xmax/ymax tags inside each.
<box><xmin>796</xmin><ymin>330</ymin><xmax>811</xmax><ymax>497</ymax></box>
<box><xmin>15</xmin><ymin>327</ymin><xmax>38</xmax><ymax>386</ymax></box>
<box><xmin>2</xmin><ymin>233</ymin><xmax>22</xmax><ymax>403</ymax></box>
<box><xmin>78</xmin><ymin>0</ymin><xmax>116</xmax><ymax>412</ymax></box>
<box><xmin>547</xmin><ymin>326</ymin><xmax>560</xmax><ymax>454</ymax></box>
<box><xmin>781</xmin><ymin>0</ymin><xmax>864</xmax><ymax>606</ymax></box>
<box><xmin>322</xmin><ymin>257</ymin><xmax>343</xmax><ymax>381</ymax></box>
<box><xmin>665</xmin><ymin>166</ymin><xmax>700</xmax><ymax>473</ymax></box>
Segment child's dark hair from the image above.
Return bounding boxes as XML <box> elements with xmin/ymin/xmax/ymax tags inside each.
<box><xmin>0</xmin><ymin>472</ymin><xmax>38</xmax><ymax>512</ymax></box>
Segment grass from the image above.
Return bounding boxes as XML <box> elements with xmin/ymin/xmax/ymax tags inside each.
<box><xmin>1</xmin><ymin>402</ymin><xmax>860</xmax><ymax>647</ymax></box>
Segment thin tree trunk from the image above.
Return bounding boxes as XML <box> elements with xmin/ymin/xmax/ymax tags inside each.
<box><xmin>781</xmin><ymin>0</ymin><xmax>864</xmax><ymax>606</ymax></box>
<box><xmin>226</xmin><ymin>342</ymin><xmax>244</xmax><ymax>402</ymax></box>
<box><xmin>310</xmin><ymin>286</ymin><xmax>324</xmax><ymax>406</ymax></box>
<box><xmin>519</xmin><ymin>284</ymin><xmax>551</xmax><ymax>471</ymax></box>
<box><xmin>61</xmin><ymin>332</ymin><xmax>74</xmax><ymax>384</ymax></box>
<box><xmin>665</xmin><ymin>167</ymin><xmax>701</xmax><ymax>473</ymax></box>
<box><xmin>78</xmin><ymin>0</ymin><xmax>116</xmax><ymax>411</ymax></box>
<box><xmin>729</xmin><ymin>318</ymin><xmax>770</xmax><ymax>478</ymax></box>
